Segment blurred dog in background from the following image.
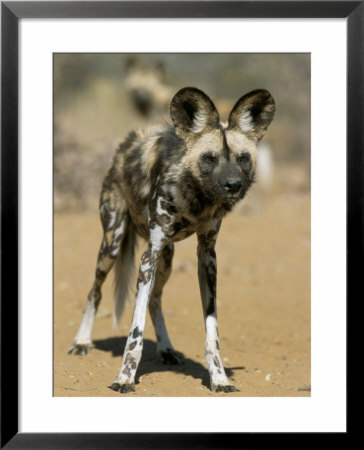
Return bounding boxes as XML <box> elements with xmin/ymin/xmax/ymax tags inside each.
<box><xmin>124</xmin><ymin>57</ymin><xmax>174</xmax><ymax>119</ymax></box>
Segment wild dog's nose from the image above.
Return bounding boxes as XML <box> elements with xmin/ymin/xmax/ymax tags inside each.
<box><xmin>224</xmin><ymin>179</ymin><xmax>242</xmax><ymax>194</ymax></box>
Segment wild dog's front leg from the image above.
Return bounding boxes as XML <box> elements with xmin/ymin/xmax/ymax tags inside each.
<box><xmin>149</xmin><ymin>243</ymin><xmax>182</xmax><ymax>365</ymax></box>
<box><xmin>111</xmin><ymin>239</ymin><xmax>165</xmax><ymax>393</ymax></box>
<box><xmin>197</xmin><ymin>221</ymin><xmax>238</xmax><ymax>393</ymax></box>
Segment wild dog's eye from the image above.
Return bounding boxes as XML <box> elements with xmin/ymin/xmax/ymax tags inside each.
<box><xmin>237</xmin><ymin>152</ymin><xmax>252</xmax><ymax>172</ymax></box>
<box><xmin>201</xmin><ymin>152</ymin><xmax>218</xmax><ymax>163</ymax></box>
<box><xmin>237</xmin><ymin>152</ymin><xmax>250</xmax><ymax>162</ymax></box>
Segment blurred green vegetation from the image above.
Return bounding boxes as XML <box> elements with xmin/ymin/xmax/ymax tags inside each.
<box><xmin>54</xmin><ymin>53</ymin><xmax>310</xmax><ymax>211</ymax></box>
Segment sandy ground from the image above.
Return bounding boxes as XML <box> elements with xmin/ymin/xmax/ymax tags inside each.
<box><xmin>54</xmin><ymin>188</ymin><xmax>310</xmax><ymax>397</ymax></box>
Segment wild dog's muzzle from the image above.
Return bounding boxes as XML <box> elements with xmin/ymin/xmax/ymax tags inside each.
<box><xmin>218</xmin><ymin>162</ymin><xmax>247</xmax><ymax>198</ymax></box>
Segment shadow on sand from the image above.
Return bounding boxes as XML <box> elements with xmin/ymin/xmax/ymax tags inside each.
<box><xmin>93</xmin><ymin>336</ymin><xmax>245</xmax><ymax>390</ymax></box>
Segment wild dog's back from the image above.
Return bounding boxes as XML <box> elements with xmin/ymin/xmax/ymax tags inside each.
<box><xmin>100</xmin><ymin>124</ymin><xmax>177</xmax><ymax>239</ymax></box>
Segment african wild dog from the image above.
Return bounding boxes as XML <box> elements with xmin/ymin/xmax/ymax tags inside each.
<box><xmin>68</xmin><ymin>87</ymin><xmax>275</xmax><ymax>393</ymax></box>
<box><xmin>124</xmin><ymin>57</ymin><xmax>173</xmax><ymax>118</ymax></box>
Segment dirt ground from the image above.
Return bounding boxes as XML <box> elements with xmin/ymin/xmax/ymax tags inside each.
<box><xmin>54</xmin><ymin>181</ymin><xmax>310</xmax><ymax>397</ymax></box>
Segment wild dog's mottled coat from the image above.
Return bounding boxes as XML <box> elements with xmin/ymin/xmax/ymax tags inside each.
<box><xmin>69</xmin><ymin>87</ymin><xmax>275</xmax><ymax>393</ymax></box>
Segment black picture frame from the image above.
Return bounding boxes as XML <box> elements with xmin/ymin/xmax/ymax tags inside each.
<box><xmin>1</xmin><ymin>1</ymin><xmax>359</xmax><ymax>448</ymax></box>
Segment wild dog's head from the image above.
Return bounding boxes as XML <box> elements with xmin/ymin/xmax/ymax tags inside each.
<box><xmin>170</xmin><ymin>87</ymin><xmax>275</xmax><ymax>208</ymax></box>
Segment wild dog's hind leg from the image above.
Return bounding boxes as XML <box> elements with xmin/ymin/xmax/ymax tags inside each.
<box><xmin>149</xmin><ymin>243</ymin><xmax>182</xmax><ymax>365</ymax></box>
<box><xmin>197</xmin><ymin>220</ymin><xmax>238</xmax><ymax>392</ymax></box>
<box><xmin>68</xmin><ymin>189</ymin><xmax>129</xmax><ymax>355</ymax></box>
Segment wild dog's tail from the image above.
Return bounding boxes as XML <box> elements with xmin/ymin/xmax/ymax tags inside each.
<box><xmin>113</xmin><ymin>223</ymin><xmax>137</xmax><ymax>327</ymax></box>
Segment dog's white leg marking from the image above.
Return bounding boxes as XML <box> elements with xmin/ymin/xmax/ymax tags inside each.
<box><xmin>71</xmin><ymin>292</ymin><xmax>98</xmax><ymax>352</ymax></box>
<box><xmin>197</xmin><ymin>220</ymin><xmax>237</xmax><ymax>392</ymax></box>
<box><xmin>111</xmin><ymin>224</ymin><xmax>167</xmax><ymax>393</ymax></box>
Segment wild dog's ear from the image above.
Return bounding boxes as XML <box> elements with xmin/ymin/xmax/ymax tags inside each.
<box><xmin>228</xmin><ymin>89</ymin><xmax>275</xmax><ymax>141</ymax></box>
<box><xmin>170</xmin><ymin>87</ymin><xmax>220</xmax><ymax>138</ymax></box>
